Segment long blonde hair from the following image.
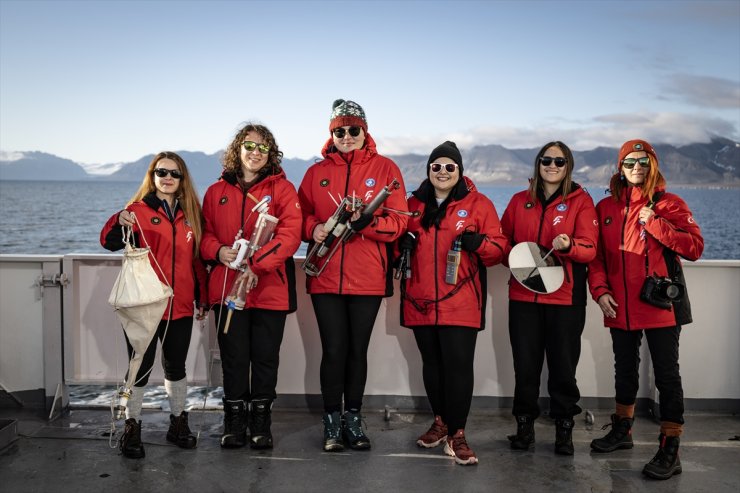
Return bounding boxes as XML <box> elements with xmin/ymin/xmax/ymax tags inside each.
<box><xmin>127</xmin><ymin>151</ymin><xmax>203</xmax><ymax>257</ymax></box>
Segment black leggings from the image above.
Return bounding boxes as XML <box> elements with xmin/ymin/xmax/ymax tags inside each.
<box><xmin>508</xmin><ymin>300</ymin><xmax>585</xmax><ymax>419</ymax></box>
<box><xmin>611</xmin><ymin>326</ymin><xmax>684</xmax><ymax>424</ymax></box>
<box><xmin>413</xmin><ymin>326</ymin><xmax>478</xmax><ymax>433</ymax></box>
<box><xmin>311</xmin><ymin>294</ymin><xmax>382</xmax><ymax>412</ymax></box>
<box><xmin>215</xmin><ymin>306</ymin><xmax>287</xmax><ymax>402</ymax></box>
<box><xmin>126</xmin><ymin>316</ymin><xmax>193</xmax><ymax>387</ymax></box>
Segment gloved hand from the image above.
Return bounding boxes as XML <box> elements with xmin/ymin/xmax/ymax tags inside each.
<box><xmin>350</xmin><ymin>213</ymin><xmax>375</xmax><ymax>232</ymax></box>
<box><xmin>460</xmin><ymin>231</ymin><xmax>485</xmax><ymax>252</ymax></box>
<box><xmin>398</xmin><ymin>232</ymin><xmax>417</xmax><ymax>252</ymax></box>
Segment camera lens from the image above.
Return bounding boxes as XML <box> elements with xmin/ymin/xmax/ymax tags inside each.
<box><xmin>665</xmin><ymin>284</ymin><xmax>681</xmax><ymax>300</ymax></box>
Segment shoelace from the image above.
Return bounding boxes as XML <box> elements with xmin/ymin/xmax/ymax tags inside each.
<box><xmin>451</xmin><ymin>438</ymin><xmax>473</xmax><ymax>458</ymax></box>
<box><xmin>345</xmin><ymin>415</ymin><xmax>365</xmax><ymax>438</ymax></box>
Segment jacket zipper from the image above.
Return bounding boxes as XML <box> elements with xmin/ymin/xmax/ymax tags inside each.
<box><xmin>338</xmin><ymin>162</ymin><xmax>351</xmax><ymax>294</ymax></box>
<box><xmin>533</xmin><ymin>203</ymin><xmax>547</xmax><ymax>303</ymax></box>
<box><xmin>434</xmin><ymin>227</ymin><xmax>439</xmax><ymax>325</ymax></box>
<box><xmin>620</xmin><ymin>195</ymin><xmax>631</xmax><ymax>330</ymax></box>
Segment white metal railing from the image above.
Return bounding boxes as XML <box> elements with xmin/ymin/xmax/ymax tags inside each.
<box><xmin>1</xmin><ymin>254</ymin><xmax>739</xmax><ymax>412</ymax></box>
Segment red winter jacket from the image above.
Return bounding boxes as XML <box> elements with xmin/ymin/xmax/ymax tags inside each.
<box><xmin>298</xmin><ymin>134</ymin><xmax>409</xmax><ymax>296</ymax></box>
<box><xmin>100</xmin><ymin>193</ymin><xmax>208</xmax><ymax>320</ymax></box>
<box><xmin>588</xmin><ymin>186</ymin><xmax>703</xmax><ymax>330</ymax></box>
<box><xmin>401</xmin><ymin>177</ymin><xmax>507</xmax><ymax>329</ymax></box>
<box><xmin>200</xmin><ymin>170</ymin><xmax>302</xmax><ymax>312</ymax></box>
<box><xmin>501</xmin><ymin>185</ymin><xmax>599</xmax><ymax>306</ymax></box>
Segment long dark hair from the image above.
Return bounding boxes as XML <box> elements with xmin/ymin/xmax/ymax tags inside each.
<box><xmin>527</xmin><ymin>141</ymin><xmax>575</xmax><ymax>202</ymax></box>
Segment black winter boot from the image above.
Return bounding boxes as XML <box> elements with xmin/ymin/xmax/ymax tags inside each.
<box><xmin>220</xmin><ymin>398</ymin><xmax>247</xmax><ymax>448</ymax></box>
<box><xmin>590</xmin><ymin>414</ymin><xmax>634</xmax><ymax>452</ymax></box>
<box><xmin>643</xmin><ymin>434</ymin><xmax>682</xmax><ymax>480</ymax></box>
<box><xmin>507</xmin><ymin>416</ymin><xmax>535</xmax><ymax>450</ymax></box>
<box><xmin>119</xmin><ymin>418</ymin><xmax>145</xmax><ymax>459</ymax></box>
<box><xmin>166</xmin><ymin>411</ymin><xmax>197</xmax><ymax>449</ymax></box>
<box><xmin>342</xmin><ymin>410</ymin><xmax>371</xmax><ymax>450</ymax></box>
<box><xmin>249</xmin><ymin>399</ymin><xmax>273</xmax><ymax>449</ymax></box>
<box><xmin>554</xmin><ymin>418</ymin><xmax>575</xmax><ymax>456</ymax></box>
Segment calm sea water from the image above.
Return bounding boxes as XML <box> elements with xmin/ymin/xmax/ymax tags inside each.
<box><xmin>0</xmin><ymin>180</ymin><xmax>737</xmax><ymax>259</ymax></box>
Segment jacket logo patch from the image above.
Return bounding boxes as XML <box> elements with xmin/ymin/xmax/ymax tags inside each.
<box><xmin>295</xmin><ymin>202</ymin><xmax>301</xmax><ymax>209</ymax></box>
<box><xmin>604</xmin><ymin>217</ymin><xmax>612</xmax><ymax>225</ymax></box>
<box><xmin>593</xmin><ymin>219</ymin><xmax>598</xmax><ymax>226</ymax></box>
<box><xmin>220</xmin><ymin>196</ymin><xmax>228</xmax><ymax>205</ymax></box>
<box><xmin>151</xmin><ymin>217</ymin><xmax>161</xmax><ymax>225</ymax></box>
<box><xmin>688</xmin><ymin>216</ymin><xmax>694</xmax><ymax>223</ymax></box>
<box><xmin>365</xmin><ymin>178</ymin><xmax>376</xmax><ymax>187</ymax></box>
<box><xmin>525</xmin><ymin>202</ymin><xmax>534</xmax><ymax>209</ymax></box>
<box><xmin>320</xmin><ymin>179</ymin><xmax>330</xmax><ymax>187</ymax></box>
<box><xmin>364</xmin><ymin>190</ymin><xmax>374</xmax><ymax>202</ymax></box>
<box><xmin>457</xmin><ymin>210</ymin><xmax>469</xmax><ymax>217</ymax></box>
<box><xmin>455</xmin><ymin>220</ymin><xmax>465</xmax><ymax>231</ymax></box>
<box><xmin>553</xmin><ymin>215</ymin><xmax>563</xmax><ymax>226</ymax></box>
<box><xmin>186</xmin><ymin>231</ymin><xmax>193</xmax><ymax>243</ymax></box>
<box><xmin>556</xmin><ymin>203</ymin><xmax>568</xmax><ymax>212</ymax></box>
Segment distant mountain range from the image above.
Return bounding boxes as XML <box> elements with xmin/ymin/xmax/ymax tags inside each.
<box><xmin>1</xmin><ymin>138</ymin><xmax>738</xmax><ymax>187</ymax></box>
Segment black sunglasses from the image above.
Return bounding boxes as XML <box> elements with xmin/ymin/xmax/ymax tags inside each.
<box><xmin>332</xmin><ymin>126</ymin><xmax>362</xmax><ymax>139</ymax></box>
<box><xmin>539</xmin><ymin>156</ymin><xmax>567</xmax><ymax>168</ymax></box>
<box><xmin>153</xmin><ymin>168</ymin><xmax>183</xmax><ymax>179</ymax></box>
<box><xmin>430</xmin><ymin>162</ymin><xmax>459</xmax><ymax>173</ymax></box>
<box><xmin>621</xmin><ymin>157</ymin><xmax>651</xmax><ymax>169</ymax></box>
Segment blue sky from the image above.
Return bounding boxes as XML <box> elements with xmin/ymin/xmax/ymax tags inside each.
<box><xmin>1</xmin><ymin>0</ymin><xmax>739</xmax><ymax>165</ymax></box>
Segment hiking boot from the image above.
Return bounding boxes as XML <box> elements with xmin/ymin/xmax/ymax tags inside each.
<box><xmin>119</xmin><ymin>418</ymin><xmax>145</xmax><ymax>459</ymax></box>
<box><xmin>444</xmin><ymin>429</ymin><xmax>478</xmax><ymax>465</ymax></box>
<box><xmin>416</xmin><ymin>415</ymin><xmax>448</xmax><ymax>448</ymax></box>
<box><xmin>322</xmin><ymin>411</ymin><xmax>344</xmax><ymax>452</ymax></box>
<box><xmin>249</xmin><ymin>399</ymin><xmax>273</xmax><ymax>449</ymax></box>
<box><xmin>508</xmin><ymin>415</ymin><xmax>535</xmax><ymax>450</ymax></box>
<box><xmin>590</xmin><ymin>414</ymin><xmax>634</xmax><ymax>452</ymax></box>
<box><xmin>342</xmin><ymin>410</ymin><xmax>371</xmax><ymax>450</ymax></box>
<box><xmin>166</xmin><ymin>411</ymin><xmax>197</xmax><ymax>449</ymax></box>
<box><xmin>643</xmin><ymin>434</ymin><xmax>682</xmax><ymax>480</ymax></box>
<box><xmin>554</xmin><ymin>418</ymin><xmax>574</xmax><ymax>456</ymax></box>
<box><xmin>220</xmin><ymin>398</ymin><xmax>247</xmax><ymax>448</ymax></box>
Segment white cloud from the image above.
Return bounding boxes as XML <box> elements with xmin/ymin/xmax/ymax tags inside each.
<box><xmin>0</xmin><ymin>150</ymin><xmax>25</xmax><ymax>162</ymax></box>
<box><xmin>661</xmin><ymin>74</ymin><xmax>740</xmax><ymax>109</ymax></box>
<box><xmin>377</xmin><ymin>112</ymin><xmax>739</xmax><ymax>154</ymax></box>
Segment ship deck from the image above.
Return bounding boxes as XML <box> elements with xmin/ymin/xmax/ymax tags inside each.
<box><xmin>1</xmin><ymin>405</ymin><xmax>739</xmax><ymax>493</ymax></box>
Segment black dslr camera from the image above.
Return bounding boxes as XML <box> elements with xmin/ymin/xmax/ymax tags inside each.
<box><xmin>640</xmin><ymin>275</ymin><xmax>685</xmax><ymax>310</ymax></box>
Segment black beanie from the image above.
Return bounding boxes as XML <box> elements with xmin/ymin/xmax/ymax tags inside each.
<box><xmin>427</xmin><ymin>141</ymin><xmax>463</xmax><ymax>175</ymax></box>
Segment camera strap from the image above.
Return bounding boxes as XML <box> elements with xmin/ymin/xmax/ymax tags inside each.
<box><xmin>642</xmin><ymin>191</ymin><xmax>665</xmax><ymax>277</ymax></box>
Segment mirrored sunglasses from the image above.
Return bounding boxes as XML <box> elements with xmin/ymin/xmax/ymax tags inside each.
<box><xmin>242</xmin><ymin>141</ymin><xmax>270</xmax><ymax>155</ymax></box>
<box><xmin>621</xmin><ymin>157</ymin><xmax>651</xmax><ymax>169</ymax></box>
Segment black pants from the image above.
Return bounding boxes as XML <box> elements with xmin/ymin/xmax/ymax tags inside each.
<box><xmin>215</xmin><ymin>306</ymin><xmax>286</xmax><ymax>402</ymax></box>
<box><xmin>611</xmin><ymin>326</ymin><xmax>684</xmax><ymax>424</ymax></box>
<box><xmin>311</xmin><ymin>294</ymin><xmax>382</xmax><ymax>412</ymax></box>
<box><xmin>125</xmin><ymin>316</ymin><xmax>193</xmax><ymax>387</ymax></box>
<box><xmin>509</xmin><ymin>300</ymin><xmax>584</xmax><ymax>419</ymax></box>
<box><xmin>413</xmin><ymin>326</ymin><xmax>478</xmax><ymax>433</ymax></box>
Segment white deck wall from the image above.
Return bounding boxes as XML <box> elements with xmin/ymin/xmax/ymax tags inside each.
<box><xmin>1</xmin><ymin>255</ymin><xmax>739</xmax><ymax>406</ymax></box>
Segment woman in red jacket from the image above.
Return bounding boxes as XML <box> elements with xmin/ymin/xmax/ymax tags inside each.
<box><xmin>200</xmin><ymin>123</ymin><xmax>302</xmax><ymax>450</ymax></box>
<box><xmin>400</xmin><ymin>141</ymin><xmax>506</xmax><ymax>465</ymax></box>
<box><xmin>588</xmin><ymin>139</ymin><xmax>703</xmax><ymax>480</ymax></box>
<box><xmin>101</xmin><ymin>151</ymin><xmax>207</xmax><ymax>459</ymax></box>
<box><xmin>500</xmin><ymin>141</ymin><xmax>598</xmax><ymax>455</ymax></box>
<box><xmin>298</xmin><ymin>99</ymin><xmax>408</xmax><ymax>452</ymax></box>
